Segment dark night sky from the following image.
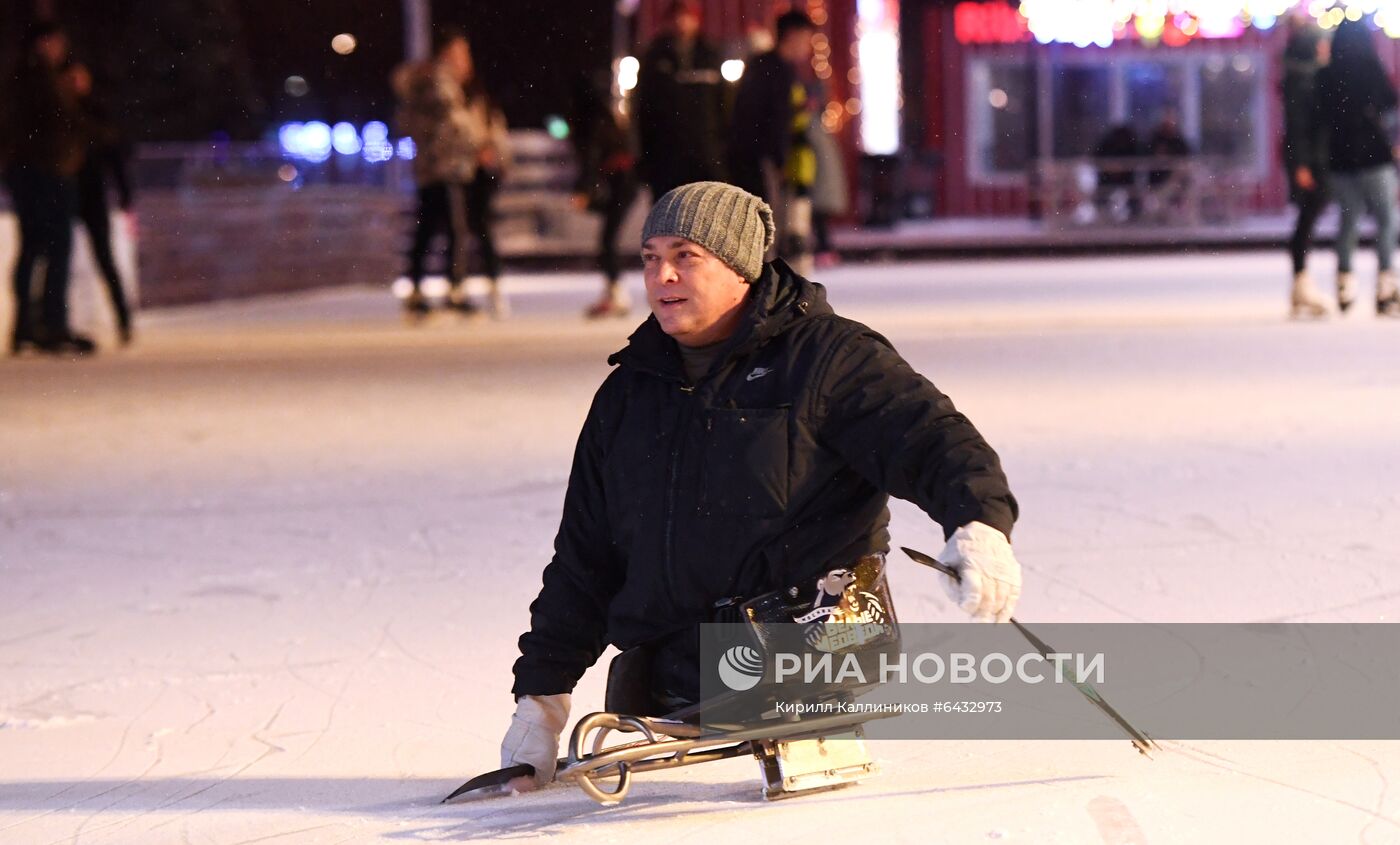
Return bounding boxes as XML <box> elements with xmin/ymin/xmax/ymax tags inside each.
<box><xmin>236</xmin><ymin>0</ymin><xmax>618</xmax><ymax>132</ymax></box>
<box><xmin>4</xmin><ymin>0</ymin><xmax>615</xmax><ymax>140</ymax></box>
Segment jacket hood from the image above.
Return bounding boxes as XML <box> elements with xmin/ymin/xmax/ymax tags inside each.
<box><xmin>608</xmin><ymin>258</ymin><xmax>832</xmax><ymax>379</ymax></box>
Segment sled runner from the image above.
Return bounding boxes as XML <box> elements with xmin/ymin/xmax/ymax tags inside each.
<box><xmin>447</xmin><ymin>555</ymin><xmax>899</xmax><ymax>805</ymax></box>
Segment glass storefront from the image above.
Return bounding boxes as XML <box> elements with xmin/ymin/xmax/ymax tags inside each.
<box><xmin>967</xmin><ymin>49</ymin><xmax>1267</xmax><ymax>183</ymax></box>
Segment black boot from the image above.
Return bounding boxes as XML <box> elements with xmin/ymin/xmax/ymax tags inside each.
<box><xmin>35</xmin><ymin>330</ymin><xmax>97</xmax><ymax>356</ymax></box>
<box><xmin>10</xmin><ymin>331</ymin><xmax>35</xmax><ymax>356</ymax></box>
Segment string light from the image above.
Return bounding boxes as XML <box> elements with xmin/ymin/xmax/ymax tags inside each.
<box><xmin>1013</xmin><ymin>0</ymin><xmax>1400</xmax><ymax>46</ymax></box>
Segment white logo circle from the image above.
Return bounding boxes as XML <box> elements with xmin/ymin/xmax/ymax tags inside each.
<box><xmin>717</xmin><ymin>645</ymin><xmax>764</xmax><ymax>691</ymax></box>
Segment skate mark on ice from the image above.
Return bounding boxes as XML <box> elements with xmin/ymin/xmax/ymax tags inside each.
<box><xmin>289</xmin><ymin>624</ymin><xmax>390</xmax><ymax>763</ymax></box>
<box><xmin>18</xmin><ymin>688</ymin><xmax>168</xmax><ymax>842</ymax></box>
<box><xmin>0</xmin><ymin>623</ymin><xmax>66</xmax><ymax>649</ymax></box>
<box><xmin>385</xmin><ymin>623</ymin><xmax>478</xmax><ymax>685</ymax></box>
<box><xmin>1163</xmin><ymin>741</ymin><xmax>1400</xmax><ymax>830</ymax></box>
<box><xmin>1017</xmin><ymin>562</ymin><xmax>1150</xmax><ymax>623</ymax></box>
<box><xmin>1339</xmin><ymin>743</ymin><xmax>1394</xmax><ymax>845</ymax></box>
<box><xmin>227</xmin><ymin>822</ymin><xmax>343</xmax><ymax>844</ymax></box>
<box><xmin>1087</xmin><ymin>795</ymin><xmax>1148</xmax><ymax>844</ymax></box>
<box><xmin>34</xmin><ymin>699</ymin><xmax>294</xmax><ymax>844</ymax></box>
<box><xmin>1180</xmin><ymin>513</ymin><xmax>1238</xmax><ymax>543</ymax></box>
<box><xmin>0</xmin><ymin>684</ymin><xmax>171</xmax><ymax>838</ymax></box>
<box><xmin>1260</xmin><ymin>588</ymin><xmax>1400</xmax><ymax>623</ymax></box>
<box><xmin>186</xmin><ymin>584</ymin><xmax>281</xmax><ymax>604</ymax></box>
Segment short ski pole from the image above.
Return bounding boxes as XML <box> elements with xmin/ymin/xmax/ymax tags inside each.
<box><xmin>900</xmin><ymin>546</ymin><xmax>1158</xmax><ymax>757</ymax></box>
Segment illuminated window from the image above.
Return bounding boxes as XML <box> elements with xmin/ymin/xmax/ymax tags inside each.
<box><xmin>968</xmin><ymin>60</ymin><xmax>1038</xmax><ymax>179</ymax></box>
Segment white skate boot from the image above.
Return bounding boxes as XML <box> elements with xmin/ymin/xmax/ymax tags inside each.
<box><xmin>1289</xmin><ymin>270</ymin><xmax>1328</xmax><ymax>319</ymax></box>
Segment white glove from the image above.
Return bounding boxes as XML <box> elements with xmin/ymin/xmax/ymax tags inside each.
<box><xmin>500</xmin><ymin>693</ymin><xmax>570</xmax><ymax>789</ymax></box>
<box><xmin>937</xmin><ymin>521</ymin><xmax>1022</xmax><ymax>623</ymax></box>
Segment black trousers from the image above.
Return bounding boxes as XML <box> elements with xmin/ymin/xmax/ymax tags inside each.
<box><xmin>7</xmin><ymin>166</ymin><xmax>77</xmax><ymax>340</ymax></box>
<box><xmin>597</xmin><ymin>172</ymin><xmax>638</xmax><ymax>285</ymax></box>
<box><xmin>464</xmin><ymin>171</ymin><xmax>501</xmax><ymax>281</ymax></box>
<box><xmin>77</xmin><ymin>193</ymin><xmax>131</xmax><ymax>332</ymax></box>
<box><xmin>1290</xmin><ymin>187</ymin><xmax>1328</xmax><ymax>275</ymax></box>
<box><xmin>406</xmin><ymin>175</ymin><xmax>500</xmax><ymax>287</ymax></box>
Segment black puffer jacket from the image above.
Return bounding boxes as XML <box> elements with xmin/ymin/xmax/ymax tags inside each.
<box><xmin>511</xmin><ymin>260</ymin><xmax>1018</xmax><ymax>696</ymax></box>
<box><xmin>1315</xmin><ymin>23</ymin><xmax>1399</xmax><ymax>174</ymax></box>
<box><xmin>634</xmin><ymin>34</ymin><xmax>727</xmax><ymax>192</ymax></box>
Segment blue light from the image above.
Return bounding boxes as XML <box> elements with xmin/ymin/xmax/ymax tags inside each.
<box><xmin>396</xmin><ymin>137</ymin><xmax>417</xmax><ymax>160</ymax></box>
<box><xmin>301</xmin><ymin>121</ymin><xmax>333</xmax><ymax>162</ymax></box>
<box><xmin>278</xmin><ymin>122</ymin><xmax>304</xmax><ymax>157</ymax></box>
<box><xmin>1253</xmin><ymin>14</ymin><xmax>1276</xmax><ymax>30</ymax></box>
<box><xmin>332</xmin><ymin>122</ymin><xmax>362</xmax><ymax>155</ymax></box>
<box><xmin>362</xmin><ymin>121</ymin><xmax>389</xmax><ymax>144</ymax></box>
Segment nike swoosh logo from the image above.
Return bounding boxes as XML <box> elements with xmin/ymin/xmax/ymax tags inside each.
<box><xmin>746</xmin><ymin>367</ymin><xmax>774</xmax><ymax>382</ymax></box>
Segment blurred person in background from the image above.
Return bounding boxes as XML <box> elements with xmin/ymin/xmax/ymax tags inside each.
<box><xmin>728</xmin><ymin>11</ymin><xmax>815</xmax><ymax>205</ymax></box>
<box><xmin>634</xmin><ymin>0</ymin><xmax>727</xmax><ymax>201</ymax></box>
<box><xmin>66</xmin><ymin>61</ymin><xmax>135</xmax><ymax>345</ymax></box>
<box><xmin>1093</xmin><ymin>124</ymin><xmax>1142</xmax><ymax>222</ymax></box>
<box><xmin>2</xmin><ymin>21</ymin><xmax>94</xmax><ymax>355</ymax></box>
<box><xmin>729</xmin><ymin>10</ymin><xmax>816</xmax><ymax>264</ymax></box>
<box><xmin>1316</xmin><ymin>16</ymin><xmax>1400</xmax><ymax>317</ymax></box>
<box><xmin>1143</xmin><ymin>109</ymin><xmax>1192</xmax><ymax>222</ymax></box>
<box><xmin>393</xmin><ymin>26</ymin><xmax>511</xmax><ymax>320</ymax></box>
<box><xmin>571</xmin><ymin>72</ymin><xmax>640</xmax><ymax>319</ymax></box>
<box><xmin>782</xmin><ymin>72</ymin><xmax>817</xmax><ymax>275</ymax></box>
<box><xmin>1145</xmin><ymin>109</ymin><xmax>1190</xmax><ymax>186</ymax></box>
<box><xmin>807</xmin><ymin>82</ymin><xmax>848</xmax><ymax>269</ymax></box>
<box><xmin>1281</xmin><ymin>18</ymin><xmax>1331</xmax><ymax>318</ymax></box>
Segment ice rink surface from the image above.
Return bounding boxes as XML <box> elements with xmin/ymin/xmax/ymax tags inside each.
<box><xmin>3</xmin><ymin>252</ymin><xmax>1399</xmax><ymax>843</ymax></box>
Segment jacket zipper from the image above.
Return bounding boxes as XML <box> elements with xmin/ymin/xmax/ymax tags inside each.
<box><xmin>662</xmin><ymin>383</ymin><xmax>696</xmax><ymax>608</ymax></box>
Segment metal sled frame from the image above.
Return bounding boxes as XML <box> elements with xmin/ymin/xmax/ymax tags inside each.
<box><xmin>557</xmin><ymin>705</ymin><xmax>892</xmax><ymax>805</ymax></box>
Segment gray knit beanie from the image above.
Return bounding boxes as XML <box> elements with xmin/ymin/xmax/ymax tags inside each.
<box><xmin>641</xmin><ymin>182</ymin><xmax>776</xmax><ymax>282</ymax></box>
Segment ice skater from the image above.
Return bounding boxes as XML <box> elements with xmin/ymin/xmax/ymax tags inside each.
<box><xmin>1281</xmin><ymin>18</ymin><xmax>1331</xmax><ymax>318</ymax></box>
<box><xmin>392</xmin><ymin>26</ymin><xmax>511</xmax><ymax>319</ymax></box>
<box><xmin>570</xmin><ymin>72</ymin><xmax>639</xmax><ymax>319</ymax></box>
<box><xmin>728</xmin><ymin>11</ymin><xmax>815</xmax><ymax>206</ymax></box>
<box><xmin>1316</xmin><ymin>17</ymin><xmax>1400</xmax><ymax>317</ymax></box>
<box><xmin>2</xmin><ymin>21</ymin><xmax>95</xmax><ymax>355</ymax></box>
<box><xmin>634</xmin><ymin>1</ymin><xmax>727</xmax><ymax>201</ymax></box>
<box><xmin>498</xmin><ymin>181</ymin><xmax>1022</xmax><ymax>791</ymax></box>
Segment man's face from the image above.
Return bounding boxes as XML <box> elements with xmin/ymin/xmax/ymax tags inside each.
<box><xmin>642</xmin><ymin>237</ymin><xmax>751</xmax><ymax>347</ymax></box>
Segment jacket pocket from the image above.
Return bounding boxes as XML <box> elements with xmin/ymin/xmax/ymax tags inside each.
<box><xmin>701</xmin><ymin>407</ymin><xmax>790</xmax><ymax>518</ymax></box>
